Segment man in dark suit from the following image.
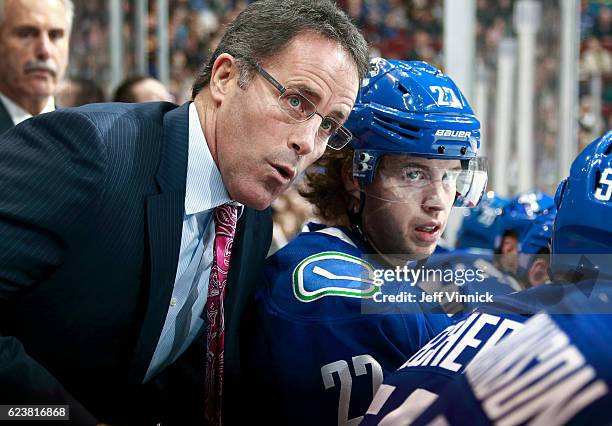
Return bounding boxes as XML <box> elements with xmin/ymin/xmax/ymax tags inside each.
<box><xmin>0</xmin><ymin>0</ymin><xmax>71</xmax><ymax>134</ymax></box>
<box><xmin>0</xmin><ymin>0</ymin><xmax>368</xmax><ymax>424</ymax></box>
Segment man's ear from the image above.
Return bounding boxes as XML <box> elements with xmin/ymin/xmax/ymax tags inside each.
<box><xmin>528</xmin><ymin>258</ymin><xmax>551</xmax><ymax>287</ymax></box>
<box><xmin>209</xmin><ymin>53</ymin><xmax>237</xmax><ymax>103</ymax></box>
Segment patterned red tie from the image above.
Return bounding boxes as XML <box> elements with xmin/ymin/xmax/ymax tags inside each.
<box><xmin>204</xmin><ymin>203</ymin><xmax>238</xmax><ymax>426</ymax></box>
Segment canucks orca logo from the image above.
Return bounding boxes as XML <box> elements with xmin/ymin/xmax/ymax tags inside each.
<box><xmin>292</xmin><ymin>251</ymin><xmax>379</xmax><ymax>302</ymax></box>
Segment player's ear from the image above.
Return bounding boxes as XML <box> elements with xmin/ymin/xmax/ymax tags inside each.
<box><xmin>528</xmin><ymin>258</ymin><xmax>550</xmax><ymax>287</ymax></box>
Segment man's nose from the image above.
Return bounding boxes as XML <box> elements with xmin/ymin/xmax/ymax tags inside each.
<box><xmin>35</xmin><ymin>33</ymin><xmax>52</xmax><ymax>60</ymax></box>
<box><xmin>288</xmin><ymin>117</ymin><xmax>320</xmax><ymax>157</ymax></box>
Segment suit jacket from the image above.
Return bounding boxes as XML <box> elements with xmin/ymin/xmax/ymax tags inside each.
<box><xmin>0</xmin><ymin>99</ymin><xmax>14</xmax><ymax>135</ymax></box>
<box><xmin>0</xmin><ymin>102</ymin><xmax>272</xmax><ymax>425</ymax></box>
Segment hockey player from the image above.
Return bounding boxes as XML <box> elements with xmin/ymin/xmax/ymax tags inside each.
<box><xmin>493</xmin><ymin>190</ymin><xmax>554</xmax><ymax>275</ymax></box>
<box><xmin>242</xmin><ymin>58</ymin><xmax>488</xmax><ymax>425</ymax></box>
<box><xmin>515</xmin><ymin>208</ymin><xmax>556</xmax><ymax>287</ymax></box>
<box><xmin>362</xmin><ymin>131</ymin><xmax>612</xmax><ymax>425</ymax></box>
<box><xmin>455</xmin><ymin>191</ymin><xmax>508</xmax><ymax>254</ymax></box>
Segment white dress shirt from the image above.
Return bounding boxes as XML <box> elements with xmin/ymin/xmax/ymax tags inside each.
<box><xmin>144</xmin><ymin>102</ymin><xmax>242</xmax><ymax>382</ymax></box>
<box><xmin>0</xmin><ymin>92</ymin><xmax>55</xmax><ymax>125</ymax></box>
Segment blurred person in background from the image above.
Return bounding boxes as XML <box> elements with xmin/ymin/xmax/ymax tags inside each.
<box><xmin>55</xmin><ymin>77</ymin><xmax>105</xmax><ymax>107</ymax></box>
<box><xmin>515</xmin><ymin>209</ymin><xmax>556</xmax><ymax>288</ymax></box>
<box><xmin>113</xmin><ymin>75</ymin><xmax>175</xmax><ymax>103</ymax></box>
<box><xmin>581</xmin><ymin>36</ymin><xmax>612</xmax><ymax>78</ymax></box>
<box><xmin>0</xmin><ymin>0</ymin><xmax>367</xmax><ymax>424</ymax></box>
<box><xmin>269</xmin><ymin>185</ymin><xmax>315</xmax><ymax>254</ymax></box>
<box><xmin>492</xmin><ymin>191</ymin><xmax>555</xmax><ymax>276</ymax></box>
<box><xmin>0</xmin><ymin>0</ymin><xmax>71</xmax><ymax>133</ymax></box>
<box><xmin>454</xmin><ymin>191</ymin><xmax>508</xmax><ymax>254</ymax></box>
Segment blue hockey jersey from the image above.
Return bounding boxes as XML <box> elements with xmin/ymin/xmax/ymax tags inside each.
<box><xmin>243</xmin><ymin>224</ymin><xmax>452</xmax><ymax>425</ymax></box>
<box><xmin>362</xmin><ymin>280</ymin><xmax>612</xmax><ymax>425</ymax></box>
<box><xmin>361</xmin><ymin>308</ymin><xmax>527</xmax><ymax>425</ymax></box>
<box><xmin>416</xmin><ymin>250</ymin><xmax>522</xmax><ymax>316</ymax></box>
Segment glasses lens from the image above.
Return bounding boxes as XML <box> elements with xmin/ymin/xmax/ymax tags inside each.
<box><xmin>326</xmin><ymin>126</ymin><xmax>352</xmax><ymax>150</ymax></box>
<box><xmin>278</xmin><ymin>89</ymin><xmax>316</xmax><ymax>122</ymax></box>
<box><xmin>277</xmin><ymin>87</ymin><xmax>352</xmax><ymax>150</ymax></box>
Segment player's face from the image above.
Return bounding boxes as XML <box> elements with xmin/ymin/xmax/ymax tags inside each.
<box><xmin>499</xmin><ymin>233</ymin><xmax>519</xmax><ymax>273</ymax></box>
<box><xmin>362</xmin><ymin>156</ymin><xmax>459</xmax><ymax>263</ymax></box>
<box><xmin>526</xmin><ymin>257</ymin><xmax>550</xmax><ymax>287</ymax></box>
<box><xmin>212</xmin><ymin>32</ymin><xmax>359</xmax><ymax>210</ymax></box>
<box><xmin>0</xmin><ymin>0</ymin><xmax>69</xmax><ymax>110</ymax></box>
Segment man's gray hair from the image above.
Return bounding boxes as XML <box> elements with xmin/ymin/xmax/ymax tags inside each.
<box><xmin>0</xmin><ymin>0</ymin><xmax>74</xmax><ymax>30</ymax></box>
<box><xmin>191</xmin><ymin>0</ymin><xmax>369</xmax><ymax>99</ymax></box>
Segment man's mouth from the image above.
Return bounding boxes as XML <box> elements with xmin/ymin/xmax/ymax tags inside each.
<box><xmin>24</xmin><ymin>64</ymin><xmax>56</xmax><ymax>77</ymax></box>
<box><xmin>414</xmin><ymin>222</ymin><xmax>442</xmax><ymax>243</ymax></box>
<box><xmin>271</xmin><ymin>163</ymin><xmax>296</xmax><ymax>182</ymax></box>
<box><xmin>415</xmin><ymin>225</ymin><xmax>440</xmax><ymax>233</ymax></box>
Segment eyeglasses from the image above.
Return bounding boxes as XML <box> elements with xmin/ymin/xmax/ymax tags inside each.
<box><xmin>254</xmin><ymin>63</ymin><xmax>352</xmax><ymax>150</ymax></box>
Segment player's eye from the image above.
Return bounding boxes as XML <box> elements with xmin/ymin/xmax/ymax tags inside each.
<box><xmin>403</xmin><ymin>168</ymin><xmax>427</xmax><ymax>183</ymax></box>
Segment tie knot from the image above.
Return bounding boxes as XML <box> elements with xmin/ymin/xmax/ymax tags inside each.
<box><xmin>213</xmin><ymin>204</ymin><xmax>238</xmax><ymax>236</ymax></box>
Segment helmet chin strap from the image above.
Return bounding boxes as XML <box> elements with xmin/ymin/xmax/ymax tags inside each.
<box><xmin>348</xmin><ymin>188</ymin><xmax>430</xmax><ymax>269</ymax></box>
<box><xmin>347</xmin><ymin>189</ymin><xmax>369</xmax><ymax>245</ymax></box>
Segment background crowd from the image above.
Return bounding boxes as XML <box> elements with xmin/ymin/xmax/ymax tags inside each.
<box><xmin>60</xmin><ymin>0</ymin><xmax>611</xmax><ymax>247</ymax></box>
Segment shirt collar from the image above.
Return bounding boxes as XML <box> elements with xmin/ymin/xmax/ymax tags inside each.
<box><xmin>186</xmin><ymin>102</ymin><xmax>243</xmax><ymax>216</ymax></box>
<box><xmin>0</xmin><ymin>92</ymin><xmax>55</xmax><ymax>125</ymax></box>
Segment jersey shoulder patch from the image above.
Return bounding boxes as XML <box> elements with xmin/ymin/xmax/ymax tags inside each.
<box><xmin>292</xmin><ymin>251</ymin><xmax>379</xmax><ymax>302</ymax></box>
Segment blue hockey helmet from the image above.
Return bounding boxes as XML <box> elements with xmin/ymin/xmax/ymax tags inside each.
<box><xmin>456</xmin><ymin>191</ymin><xmax>509</xmax><ymax>251</ymax></box>
<box><xmin>551</xmin><ymin>131</ymin><xmax>612</xmax><ymax>280</ymax></box>
<box><xmin>493</xmin><ymin>191</ymin><xmax>555</xmax><ymax>252</ymax></box>
<box><xmin>516</xmin><ymin>208</ymin><xmax>556</xmax><ymax>282</ymax></box>
<box><xmin>345</xmin><ymin>58</ymin><xmax>487</xmax><ymax>208</ymax></box>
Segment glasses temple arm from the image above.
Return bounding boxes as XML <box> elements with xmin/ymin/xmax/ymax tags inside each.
<box><xmin>254</xmin><ymin>63</ymin><xmax>286</xmax><ymax>94</ymax></box>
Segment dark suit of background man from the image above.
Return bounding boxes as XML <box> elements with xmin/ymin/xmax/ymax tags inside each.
<box><xmin>0</xmin><ymin>0</ymin><xmax>71</xmax><ymax>134</ymax></box>
<box><xmin>0</xmin><ymin>0</ymin><xmax>369</xmax><ymax>424</ymax></box>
